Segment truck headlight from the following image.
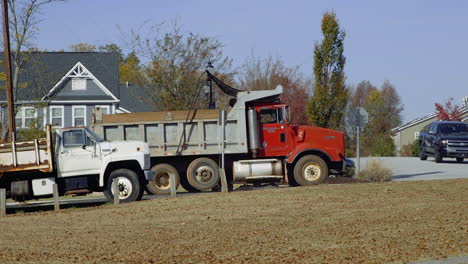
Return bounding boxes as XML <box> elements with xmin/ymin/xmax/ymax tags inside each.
<box><xmin>440</xmin><ymin>140</ymin><xmax>448</xmax><ymax>146</ymax></box>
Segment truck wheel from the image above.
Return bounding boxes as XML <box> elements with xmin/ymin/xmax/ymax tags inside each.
<box><xmin>456</xmin><ymin>157</ymin><xmax>464</xmax><ymax>163</ymax></box>
<box><xmin>187</xmin><ymin>158</ymin><xmax>220</xmax><ymax>191</ymax></box>
<box><xmin>104</xmin><ymin>169</ymin><xmax>143</xmax><ymax>203</ymax></box>
<box><xmin>293</xmin><ymin>155</ymin><xmax>328</xmax><ymax>186</ymax></box>
<box><xmin>419</xmin><ymin>145</ymin><xmax>428</xmax><ymax>160</ymax></box>
<box><xmin>434</xmin><ymin>150</ymin><xmax>443</xmax><ymax>163</ymax></box>
<box><xmin>146</xmin><ymin>164</ymin><xmax>180</xmax><ymax>195</ymax></box>
<box><xmin>180</xmin><ymin>175</ymin><xmax>201</xmax><ymax>193</ymax></box>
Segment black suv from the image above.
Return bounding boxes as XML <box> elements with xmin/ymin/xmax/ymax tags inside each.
<box><xmin>419</xmin><ymin>121</ymin><xmax>468</xmax><ymax>163</ymax></box>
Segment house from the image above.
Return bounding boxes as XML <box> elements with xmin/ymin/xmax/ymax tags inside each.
<box><xmin>0</xmin><ymin>52</ymin><xmax>152</xmax><ymax>131</ymax></box>
<box><xmin>391</xmin><ymin>97</ymin><xmax>468</xmax><ymax>153</ymax></box>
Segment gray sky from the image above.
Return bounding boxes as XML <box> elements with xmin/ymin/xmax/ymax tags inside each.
<box><xmin>34</xmin><ymin>0</ymin><xmax>468</xmax><ymax>122</ymax></box>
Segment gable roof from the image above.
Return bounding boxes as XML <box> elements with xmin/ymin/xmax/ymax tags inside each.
<box><xmin>42</xmin><ymin>62</ymin><xmax>118</xmax><ymax>101</ymax></box>
<box><xmin>0</xmin><ymin>52</ymin><xmax>119</xmax><ymax>101</ymax></box>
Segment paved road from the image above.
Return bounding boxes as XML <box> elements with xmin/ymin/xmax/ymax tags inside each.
<box><xmin>351</xmin><ymin>157</ymin><xmax>468</xmax><ymax>181</ymax></box>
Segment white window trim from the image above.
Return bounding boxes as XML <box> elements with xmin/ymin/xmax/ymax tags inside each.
<box><xmin>16</xmin><ymin>106</ymin><xmax>38</xmax><ymax>129</ymax></box>
<box><xmin>95</xmin><ymin>105</ymin><xmax>110</xmax><ymax>115</ymax></box>
<box><xmin>49</xmin><ymin>105</ymin><xmax>65</xmax><ymax>128</ymax></box>
<box><xmin>414</xmin><ymin>131</ymin><xmax>420</xmax><ymax>139</ymax></box>
<box><xmin>72</xmin><ymin>105</ymin><xmax>87</xmax><ymax>127</ymax></box>
<box><xmin>43</xmin><ymin>108</ymin><xmax>47</xmax><ymax>129</ymax></box>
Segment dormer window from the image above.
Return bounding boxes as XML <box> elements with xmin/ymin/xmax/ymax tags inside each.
<box><xmin>72</xmin><ymin>78</ymin><xmax>87</xmax><ymax>90</ymax></box>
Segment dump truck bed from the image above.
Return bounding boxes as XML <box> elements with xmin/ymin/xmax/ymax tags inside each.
<box><xmin>92</xmin><ymin>109</ymin><xmax>248</xmax><ymax>157</ymax></box>
<box><xmin>0</xmin><ymin>126</ymin><xmax>54</xmax><ymax>175</ymax></box>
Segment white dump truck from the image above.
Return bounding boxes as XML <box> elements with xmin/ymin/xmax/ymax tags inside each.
<box><xmin>0</xmin><ymin>125</ymin><xmax>153</xmax><ymax>203</ymax></box>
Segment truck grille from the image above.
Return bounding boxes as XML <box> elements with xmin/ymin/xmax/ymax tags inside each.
<box><xmin>447</xmin><ymin>140</ymin><xmax>468</xmax><ymax>154</ymax></box>
<box><xmin>447</xmin><ymin>140</ymin><xmax>468</xmax><ymax>147</ymax></box>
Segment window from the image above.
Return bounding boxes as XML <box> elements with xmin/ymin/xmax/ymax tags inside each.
<box><xmin>63</xmin><ymin>130</ymin><xmax>84</xmax><ymax>148</ymax></box>
<box><xmin>72</xmin><ymin>106</ymin><xmax>86</xmax><ymax>127</ymax></box>
<box><xmin>259</xmin><ymin>108</ymin><xmax>284</xmax><ymax>124</ymax></box>
<box><xmin>95</xmin><ymin>105</ymin><xmax>110</xmax><ymax>115</ymax></box>
<box><xmin>50</xmin><ymin>106</ymin><xmax>64</xmax><ymax>127</ymax></box>
<box><xmin>414</xmin><ymin>132</ymin><xmax>419</xmax><ymax>139</ymax></box>
<box><xmin>15</xmin><ymin>107</ymin><xmax>37</xmax><ymax>128</ymax></box>
<box><xmin>72</xmin><ymin>78</ymin><xmax>87</xmax><ymax>90</ymax></box>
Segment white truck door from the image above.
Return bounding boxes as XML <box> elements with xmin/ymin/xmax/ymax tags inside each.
<box><xmin>57</xmin><ymin>129</ymin><xmax>101</xmax><ymax>177</ymax></box>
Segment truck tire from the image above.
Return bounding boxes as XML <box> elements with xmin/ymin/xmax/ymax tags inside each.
<box><xmin>419</xmin><ymin>145</ymin><xmax>428</xmax><ymax>160</ymax></box>
<box><xmin>180</xmin><ymin>175</ymin><xmax>201</xmax><ymax>193</ymax></box>
<box><xmin>187</xmin><ymin>158</ymin><xmax>220</xmax><ymax>191</ymax></box>
<box><xmin>456</xmin><ymin>157</ymin><xmax>464</xmax><ymax>163</ymax></box>
<box><xmin>146</xmin><ymin>164</ymin><xmax>180</xmax><ymax>195</ymax></box>
<box><xmin>434</xmin><ymin>150</ymin><xmax>443</xmax><ymax>163</ymax></box>
<box><xmin>104</xmin><ymin>168</ymin><xmax>143</xmax><ymax>203</ymax></box>
<box><xmin>293</xmin><ymin>155</ymin><xmax>328</xmax><ymax>186</ymax></box>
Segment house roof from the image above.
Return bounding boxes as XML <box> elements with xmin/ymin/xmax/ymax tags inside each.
<box><xmin>0</xmin><ymin>52</ymin><xmax>119</xmax><ymax>101</ymax></box>
<box><xmin>118</xmin><ymin>83</ymin><xmax>154</xmax><ymax>113</ymax></box>
<box><xmin>391</xmin><ymin>106</ymin><xmax>468</xmax><ymax>132</ymax></box>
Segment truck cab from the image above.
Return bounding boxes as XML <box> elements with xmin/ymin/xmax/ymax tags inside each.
<box><xmin>53</xmin><ymin>127</ymin><xmax>153</xmax><ymax>202</ymax></box>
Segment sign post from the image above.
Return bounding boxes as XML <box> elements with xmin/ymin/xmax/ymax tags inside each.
<box><xmin>354</xmin><ymin>107</ymin><xmax>368</xmax><ymax>177</ymax></box>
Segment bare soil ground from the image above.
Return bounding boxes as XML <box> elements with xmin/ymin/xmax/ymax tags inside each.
<box><xmin>0</xmin><ymin>179</ymin><xmax>467</xmax><ymax>264</ymax></box>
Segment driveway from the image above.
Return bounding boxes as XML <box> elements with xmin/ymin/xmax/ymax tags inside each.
<box><xmin>351</xmin><ymin>157</ymin><xmax>468</xmax><ymax>181</ymax></box>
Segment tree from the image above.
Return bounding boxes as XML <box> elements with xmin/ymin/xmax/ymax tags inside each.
<box><xmin>1</xmin><ymin>0</ymin><xmax>64</xmax><ymax>140</ymax></box>
<box><xmin>119</xmin><ymin>51</ymin><xmax>142</xmax><ymax>84</ymax></box>
<box><xmin>97</xmin><ymin>43</ymin><xmax>141</xmax><ymax>84</ymax></box>
<box><xmin>237</xmin><ymin>56</ymin><xmax>312</xmax><ymax>124</ymax></box>
<box><xmin>345</xmin><ymin>80</ymin><xmax>403</xmax><ymax>157</ymax></box>
<box><xmin>69</xmin><ymin>42</ymin><xmax>96</xmax><ymax>52</ymax></box>
<box><xmin>307</xmin><ymin>11</ymin><xmax>348</xmax><ymax>130</ymax></box>
<box><xmin>98</xmin><ymin>43</ymin><xmax>123</xmax><ymax>59</ymax></box>
<box><xmin>128</xmin><ymin>23</ymin><xmax>234</xmax><ymax>111</ymax></box>
<box><xmin>344</xmin><ymin>81</ymin><xmax>377</xmax><ymax>155</ymax></box>
<box><xmin>435</xmin><ymin>98</ymin><xmax>461</xmax><ymax>121</ymax></box>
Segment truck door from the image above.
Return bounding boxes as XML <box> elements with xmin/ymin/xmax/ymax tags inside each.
<box><xmin>258</xmin><ymin>107</ymin><xmax>288</xmax><ymax>156</ymax></box>
<box><xmin>57</xmin><ymin>129</ymin><xmax>101</xmax><ymax>177</ymax></box>
<box><xmin>426</xmin><ymin>123</ymin><xmax>437</xmax><ymax>154</ymax></box>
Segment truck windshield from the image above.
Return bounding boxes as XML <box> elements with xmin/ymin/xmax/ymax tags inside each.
<box><xmin>260</xmin><ymin>108</ymin><xmax>284</xmax><ymax>124</ymax></box>
<box><xmin>439</xmin><ymin>123</ymin><xmax>468</xmax><ymax>134</ymax></box>
<box><xmin>85</xmin><ymin>128</ymin><xmax>104</xmax><ymax>142</ymax></box>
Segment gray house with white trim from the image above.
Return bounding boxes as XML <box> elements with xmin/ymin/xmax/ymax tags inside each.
<box><xmin>0</xmin><ymin>52</ymin><xmax>152</xmax><ymax>131</ymax></box>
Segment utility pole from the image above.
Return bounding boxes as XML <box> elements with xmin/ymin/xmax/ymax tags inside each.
<box><xmin>2</xmin><ymin>0</ymin><xmax>16</xmax><ymax>142</ymax></box>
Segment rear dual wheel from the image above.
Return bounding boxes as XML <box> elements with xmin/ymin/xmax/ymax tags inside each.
<box><xmin>146</xmin><ymin>164</ymin><xmax>180</xmax><ymax>195</ymax></box>
<box><xmin>186</xmin><ymin>158</ymin><xmax>220</xmax><ymax>191</ymax></box>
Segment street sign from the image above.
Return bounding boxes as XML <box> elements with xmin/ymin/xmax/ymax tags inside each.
<box><xmin>355</xmin><ymin>107</ymin><xmax>368</xmax><ymax>128</ymax></box>
<box><xmin>209</xmin><ymin>101</ymin><xmax>216</xmax><ymax>109</ymax></box>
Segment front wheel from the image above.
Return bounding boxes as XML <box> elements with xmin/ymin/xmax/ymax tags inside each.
<box><xmin>293</xmin><ymin>155</ymin><xmax>328</xmax><ymax>186</ymax></box>
<box><xmin>419</xmin><ymin>145</ymin><xmax>427</xmax><ymax>160</ymax></box>
<box><xmin>456</xmin><ymin>157</ymin><xmax>464</xmax><ymax>163</ymax></box>
<box><xmin>104</xmin><ymin>168</ymin><xmax>143</xmax><ymax>203</ymax></box>
<box><xmin>434</xmin><ymin>149</ymin><xmax>443</xmax><ymax>163</ymax></box>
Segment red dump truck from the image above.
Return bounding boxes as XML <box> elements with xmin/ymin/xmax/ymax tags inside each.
<box><xmin>92</xmin><ymin>83</ymin><xmax>347</xmax><ymax>194</ymax></box>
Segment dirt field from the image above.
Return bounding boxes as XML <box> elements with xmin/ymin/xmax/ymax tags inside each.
<box><xmin>0</xmin><ymin>179</ymin><xmax>467</xmax><ymax>264</ymax></box>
